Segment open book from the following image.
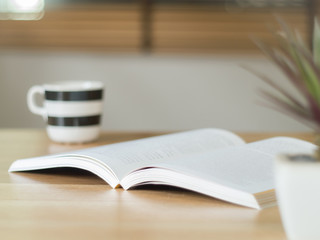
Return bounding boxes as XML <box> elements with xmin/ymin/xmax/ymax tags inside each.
<box><xmin>8</xmin><ymin>128</ymin><xmax>316</xmax><ymax>209</ymax></box>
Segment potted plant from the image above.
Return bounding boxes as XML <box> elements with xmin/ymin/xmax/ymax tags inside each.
<box><xmin>250</xmin><ymin>19</ymin><xmax>320</xmax><ymax>239</ymax></box>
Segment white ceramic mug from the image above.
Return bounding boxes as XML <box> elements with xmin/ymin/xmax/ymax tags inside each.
<box><xmin>27</xmin><ymin>81</ymin><xmax>104</xmax><ymax>143</ymax></box>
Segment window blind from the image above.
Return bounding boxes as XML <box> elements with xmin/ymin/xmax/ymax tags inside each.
<box><xmin>152</xmin><ymin>4</ymin><xmax>308</xmax><ymax>54</ymax></box>
<box><xmin>0</xmin><ymin>3</ymin><xmax>141</xmax><ymax>52</ymax></box>
<box><xmin>0</xmin><ymin>1</ymin><xmax>311</xmax><ymax>54</ymax></box>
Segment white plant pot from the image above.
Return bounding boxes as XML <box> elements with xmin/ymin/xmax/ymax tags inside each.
<box><xmin>275</xmin><ymin>154</ymin><xmax>320</xmax><ymax>240</ymax></box>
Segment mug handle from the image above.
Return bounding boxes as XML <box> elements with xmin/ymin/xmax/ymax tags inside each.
<box><xmin>27</xmin><ymin>85</ymin><xmax>47</xmax><ymax>119</ymax></box>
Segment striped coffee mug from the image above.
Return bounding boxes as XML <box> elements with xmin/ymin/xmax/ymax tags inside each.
<box><xmin>27</xmin><ymin>81</ymin><xmax>104</xmax><ymax>143</ymax></box>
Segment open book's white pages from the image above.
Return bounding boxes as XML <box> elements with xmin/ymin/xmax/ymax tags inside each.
<box><xmin>9</xmin><ymin>129</ymin><xmax>245</xmax><ymax>186</ymax></box>
<box><xmin>65</xmin><ymin>128</ymin><xmax>245</xmax><ymax>179</ymax></box>
<box><xmin>121</xmin><ymin>137</ymin><xmax>316</xmax><ymax>208</ymax></box>
<box><xmin>151</xmin><ymin>137</ymin><xmax>315</xmax><ymax>193</ymax></box>
<box><xmin>10</xmin><ymin>129</ymin><xmax>314</xmax><ymax>209</ymax></box>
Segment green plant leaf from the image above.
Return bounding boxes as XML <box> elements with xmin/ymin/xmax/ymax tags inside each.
<box><xmin>313</xmin><ymin>18</ymin><xmax>320</xmax><ymax>67</ymax></box>
<box><xmin>267</xmin><ymin>21</ymin><xmax>320</xmax><ymax>105</ymax></box>
<box><xmin>254</xmin><ymin>41</ymin><xmax>310</xmax><ymax>101</ymax></box>
<box><xmin>259</xmin><ymin>90</ymin><xmax>320</xmax><ymax>131</ymax></box>
<box><xmin>285</xmin><ymin>37</ymin><xmax>320</xmax><ymax>104</ymax></box>
<box><xmin>243</xmin><ymin>65</ymin><xmax>305</xmax><ymax>108</ymax></box>
<box><xmin>251</xmin><ymin>17</ymin><xmax>320</xmax><ymax>133</ymax></box>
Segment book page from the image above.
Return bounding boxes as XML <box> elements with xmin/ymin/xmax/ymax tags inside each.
<box><xmin>151</xmin><ymin>137</ymin><xmax>316</xmax><ymax>194</ymax></box>
<box><xmin>71</xmin><ymin>128</ymin><xmax>245</xmax><ymax>179</ymax></box>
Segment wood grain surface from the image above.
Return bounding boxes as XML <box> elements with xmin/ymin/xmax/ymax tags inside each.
<box><xmin>0</xmin><ymin>129</ymin><xmax>314</xmax><ymax>240</ymax></box>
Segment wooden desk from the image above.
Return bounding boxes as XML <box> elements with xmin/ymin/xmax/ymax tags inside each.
<box><xmin>0</xmin><ymin>129</ymin><xmax>314</xmax><ymax>240</ymax></box>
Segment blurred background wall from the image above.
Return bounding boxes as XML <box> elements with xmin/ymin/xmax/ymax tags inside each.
<box><xmin>0</xmin><ymin>0</ymin><xmax>316</xmax><ymax>132</ymax></box>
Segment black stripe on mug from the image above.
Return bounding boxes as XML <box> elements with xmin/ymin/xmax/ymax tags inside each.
<box><xmin>45</xmin><ymin>90</ymin><xmax>103</xmax><ymax>101</ymax></box>
<box><xmin>48</xmin><ymin>115</ymin><xmax>101</xmax><ymax>127</ymax></box>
